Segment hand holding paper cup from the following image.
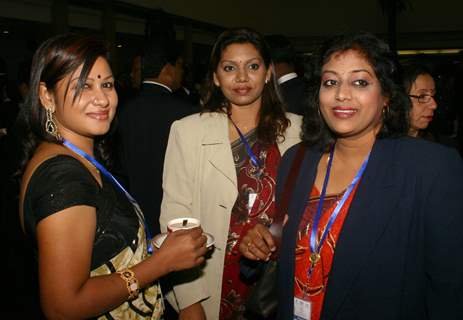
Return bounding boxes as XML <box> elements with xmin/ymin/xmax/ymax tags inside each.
<box><xmin>167</xmin><ymin>217</ymin><xmax>201</xmax><ymax>233</ymax></box>
<box><xmin>155</xmin><ymin>226</ymin><xmax>207</xmax><ymax>271</ymax></box>
<box><xmin>152</xmin><ymin>217</ymin><xmax>215</xmax><ymax>249</ymax></box>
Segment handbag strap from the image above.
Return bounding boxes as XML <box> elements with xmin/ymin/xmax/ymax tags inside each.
<box><xmin>268</xmin><ymin>144</ymin><xmax>306</xmax><ymax>250</ymax></box>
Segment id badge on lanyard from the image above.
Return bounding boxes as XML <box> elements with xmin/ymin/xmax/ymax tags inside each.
<box><xmin>248</xmin><ymin>192</ymin><xmax>258</xmax><ymax>214</ymax></box>
<box><xmin>230</xmin><ymin>118</ymin><xmax>262</xmax><ymax>216</ymax></box>
<box><xmin>294</xmin><ymin>297</ymin><xmax>311</xmax><ymax>320</ymax></box>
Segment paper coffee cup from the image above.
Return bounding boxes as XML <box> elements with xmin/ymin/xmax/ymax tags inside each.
<box><xmin>167</xmin><ymin>217</ymin><xmax>200</xmax><ymax>233</ymax></box>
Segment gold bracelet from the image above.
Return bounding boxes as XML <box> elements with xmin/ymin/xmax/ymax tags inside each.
<box><xmin>117</xmin><ymin>268</ymin><xmax>139</xmax><ymax>300</ymax></box>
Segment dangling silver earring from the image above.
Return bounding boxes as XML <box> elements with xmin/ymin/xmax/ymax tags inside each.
<box><xmin>45</xmin><ymin>107</ymin><xmax>59</xmax><ymax>138</ymax></box>
<box><xmin>265</xmin><ymin>79</ymin><xmax>269</xmax><ymax>84</ymax></box>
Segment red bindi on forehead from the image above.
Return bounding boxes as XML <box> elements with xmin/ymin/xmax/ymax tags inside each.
<box><xmin>97</xmin><ymin>74</ymin><xmax>101</xmax><ymax>79</ymax></box>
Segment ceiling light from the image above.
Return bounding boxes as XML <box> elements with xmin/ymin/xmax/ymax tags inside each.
<box><xmin>398</xmin><ymin>49</ymin><xmax>462</xmax><ymax>55</ymax></box>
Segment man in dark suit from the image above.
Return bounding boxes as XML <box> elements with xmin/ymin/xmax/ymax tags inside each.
<box><xmin>173</xmin><ymin>59</ymin><xmax>201</xmax><ymax>107</ymax></box>
<box><xmin>118</xmin><ymin>35</ymin><xmax>194</xmax><ymax>236</ymax></box>
<box><xmin>266</xmin><ymin>35</ymin><xmax>308</xmax><ymax>115</ymax></box>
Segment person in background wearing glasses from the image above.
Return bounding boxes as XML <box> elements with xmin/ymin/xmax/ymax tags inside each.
<box><xmin>402</xmin><ymin>63</ymin><xmax>438</xmax><ymax>138</ymax></box>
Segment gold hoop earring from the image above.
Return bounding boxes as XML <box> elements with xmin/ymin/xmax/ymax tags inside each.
<box><xmin>382</xmin><ymin>106</ymin><xmax>389</xmax><ymax>118</ymax></box>
<box><xmin>45</xmin><ymin>107</ymin><xmax>59</xmax><ymax>138</ymax></box>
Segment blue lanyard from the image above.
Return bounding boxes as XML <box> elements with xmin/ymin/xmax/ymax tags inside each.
<box><xmin>62</xmin><ymin>139</ymin><xmax>153</xmax><ymax>254</ymax></box>
<box><xmin>229</xmin><ymin>118</ymin><xmax>262</xmax><ymax>169</ymax></box>
<box><xmin>308</xmin><ymin>143</ymin><xmax>370</xmax><ymax>276</ymax></box>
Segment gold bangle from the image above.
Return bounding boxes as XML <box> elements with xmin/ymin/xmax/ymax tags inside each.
<box><xmin>117</xmin><ymin>268</ymin><xmax>139</xmax><ymax>300</ymax></box>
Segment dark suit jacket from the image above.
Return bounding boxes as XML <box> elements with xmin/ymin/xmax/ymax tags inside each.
<box><xmin>118</xmin><ymin>82</ymin><xmax>194</xmax><ymax>235</ymax></box>
<box><xmin>277</xmin><ymin>138</ymin><xmax>463</xmax><ymax>319</ymax></box>
<box><xmin>173</xmin><ymin>86</ymin><xmax>200</xmax><ymax>107</ymax></box>
<box><xmin>279</xmin><ymin>76</ymin><xmax>308</xmax><ymax>116</ymax></box>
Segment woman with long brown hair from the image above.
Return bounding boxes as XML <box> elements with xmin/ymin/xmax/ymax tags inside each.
<box><xmin>160</xmin><ymin>27</ymin><xmax>302</xmax><ymax>319</ymax></box>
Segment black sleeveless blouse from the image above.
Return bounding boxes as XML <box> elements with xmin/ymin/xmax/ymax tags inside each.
<box><xmin>23</xmin><ymin>155</ymin><xmax>139</xmax><ymax>269</ymax></box>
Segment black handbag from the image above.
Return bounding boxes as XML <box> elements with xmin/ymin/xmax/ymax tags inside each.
<box><xmin>245</xmin><ymin>144</ymin><xmax>306</xmax><ymax>318</ymax></box>
<box><xmin>245</xmin><ymin>259</ymin><xmax>278</xmax><ymax>318</ymax></box>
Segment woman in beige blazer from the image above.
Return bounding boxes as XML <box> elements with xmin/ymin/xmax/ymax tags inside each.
<box><xmin>160</xmin><ymin>28</ymin><xmax>302</xmax><ymax>320</ymax></box>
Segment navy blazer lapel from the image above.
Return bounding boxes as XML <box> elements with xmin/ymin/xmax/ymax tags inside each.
<box><xmin>287</xmin><ymin>149</ymin><xmax>321</xmax><ymax>232</ymax></box>
<box><xmin>321</xmin><ymin>139</ymin><xmax>399</xmax><ymax>319</ymax></box>
<box><xmin>279</xmin><ymin>146</ymin><xmax>322</xmax><ymax>317</ymax></box>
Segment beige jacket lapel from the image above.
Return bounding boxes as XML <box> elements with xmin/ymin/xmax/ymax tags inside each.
<box><xmin>201</xmin><ymin>112</ymin><xmax>302</xmax><ymax>189</ymax></box>
<box><xmin>201</xmin><ymin>113</ymin><xmax>237</xmax><ymax>187</ymax></box>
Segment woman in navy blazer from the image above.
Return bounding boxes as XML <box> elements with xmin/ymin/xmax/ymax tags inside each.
<box><xmin>240</xmin><ymin>32</ymin><xmax>463</xmax><ymax>319</ymax></box>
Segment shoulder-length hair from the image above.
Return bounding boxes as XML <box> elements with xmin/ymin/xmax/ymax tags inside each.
<box><xmin>201</xmin><ymin>27</ymin><xmax>289</xmax><ymax>145</ymax></box>
<box><xmin>18</xmin><ymin>33</ymin><xmax>111</xmax><ymax>174</ymax></box>
<box><xmin>302</xmin><ymin>32</ymin><xmax>410</xmax><ymax>150</ymax></box>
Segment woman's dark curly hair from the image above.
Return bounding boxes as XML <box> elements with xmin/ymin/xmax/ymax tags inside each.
<box><xmin>302</xmin><ymin>32</ymin><xmax>410</xmax><ymax>150</ymax></box>
<box><xmin>18</xmin><ymin>33</ymin><xmax>112</xmax><ymax>175</ymax></box>
<box><xmin>402</xmin><ymin>62</ymin><xmax>433</xmax><ymax>94</ymax></box>
<box><xmin>201</xmin><ymin>27</ymin><xmax>289</xmax><ymax>145</ymax></box>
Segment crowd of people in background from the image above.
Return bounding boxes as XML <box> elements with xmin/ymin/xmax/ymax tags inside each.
<box><xmin>0</xmin><ymin>21</ymin><xmax>462</xmax><ymax>320</ymax></box>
